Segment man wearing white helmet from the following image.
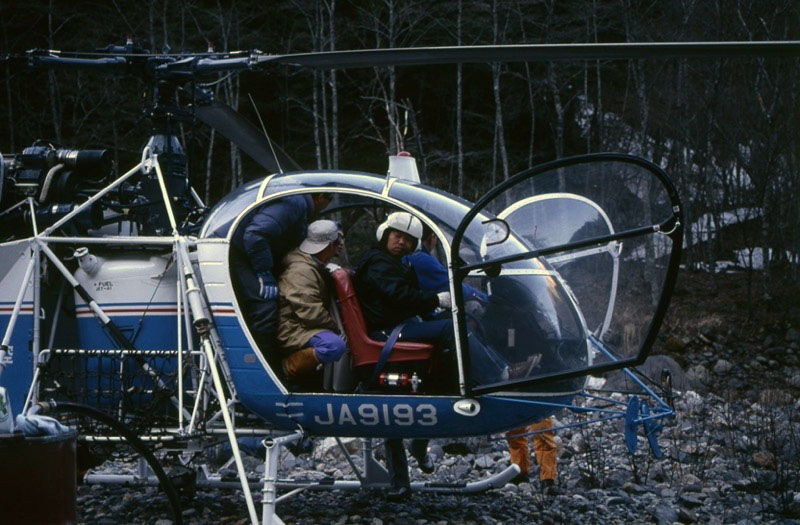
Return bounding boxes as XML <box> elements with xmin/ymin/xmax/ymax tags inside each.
<box><xmin>353</xmin><ymin>211</ymin><xmax>451</xmax><ymax>501</ymax></box>
<box><xmin>354</xmin><ymin>211</ymin><xmax>454</xmax><ymax>346</ymax></box>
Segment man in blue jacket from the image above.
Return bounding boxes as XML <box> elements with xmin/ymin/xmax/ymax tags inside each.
<box><xmin>403</xmin><ymin>225</ymin><xmax>488</xmax><ymax>306</ymax></box>
<box><xmin>230</xmin><ymin>193</ymin><xmax>330</xmax><ymax>364</ymax></box>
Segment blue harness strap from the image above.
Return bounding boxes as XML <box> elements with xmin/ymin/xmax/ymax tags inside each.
<box><xmin>368</xmin><ymin>323</ymin><xmax>406</xmax><ymax>387</ymax></box>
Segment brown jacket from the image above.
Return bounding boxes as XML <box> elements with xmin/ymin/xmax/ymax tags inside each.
<box><xmin>276</xmin><ymin>249</ymin><xmax>338</xmax><ymax>355</ymax></box>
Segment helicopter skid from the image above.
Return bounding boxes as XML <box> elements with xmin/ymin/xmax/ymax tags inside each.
<box><xmin>82</xmin><ymin>463</ymin><xmax>521</xmax><ymax>495</ymax></box>
<box><xmin>197</xmin><ymin>464</ymin><xmax>520</xmax><ymax>494</ymax></box>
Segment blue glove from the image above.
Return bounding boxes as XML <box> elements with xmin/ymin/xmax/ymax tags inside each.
<box><xmin>257</xmin><ymin>272</ymin><xmax>278</xmax><ymax>300</ymax></box>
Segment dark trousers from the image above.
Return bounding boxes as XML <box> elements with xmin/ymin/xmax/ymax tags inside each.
<box><xmin>384</xmin><ymin>438</ymin><xmax>429</xmax><ymax>488</ymax></box>
<box><xmin>371</xmin><ymin>317</ymin><xmax>509</xmax><ymax>388</ymax></box>
<box><xmin>230</xmin><ymin>251</ymin><xmax>279</xmax><ymax>363</ymax></box>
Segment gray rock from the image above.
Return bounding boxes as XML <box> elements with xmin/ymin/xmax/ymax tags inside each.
<box><xmin>658</xmin><ymin>487</ymin><xmax>676</xmax><ymax>498</ymax></box>
<box><xmin>453</xmin><ymin>464</ymin><xmax>470</xmax><ymax>478</ymax></box>
<box><xmin>474</xmin><ymin>454</ymin><xmax>495</xmax><ymax>469</ymax></box>
<box><xmin>622</xmin><ymin>482</ymin><xmax>651</xmax><ymax>494</ymax></box>
<box><xmin>686</xmin><ymin>364</ymin><xmax>710</xmax><ymax>390</ymax></box>
<box><xmin>786</xmin><ymin>327</ymin><xmax>800</xmax><ymax>342</ymax></box>
<box><xmin>649</xmin><ymin>504</ymin><xmax>678</xmax><ymax>525</ymax></box>
<box><xmin>677</xmin><ymin>506</ymin><xmax>697</xmax><ymax>523</ymax></box>
<box><xmin>713</xmin><ymin>359</ymin><xmax>734</xmax><ymax>374</ymax></box>
<box><xmin>679</xmin><ymin>473</ymin><xmax>702</xmax><ymax>487</ymax></box>
<box><xmin>606</xmin><ymin>495</ymin><xmax>633</xmax><ymax>505</ymax></box>
<box><xmin>428</xmin><ymin>444</ymin><xmax>445</xmax><ymax>461</ymax></box>
<box><xmin>678</xmin><ymin>492</ymin><xmax>703</xmax><ymax>508</ymax></box>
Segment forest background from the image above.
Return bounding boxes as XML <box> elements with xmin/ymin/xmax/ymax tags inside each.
<box><xmin>1</xmin><ymin>0</ymin><xmax>799</xmax><ymax>333</ymax></box>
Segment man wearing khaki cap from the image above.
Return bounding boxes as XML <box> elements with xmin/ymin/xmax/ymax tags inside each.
<box><xmin>276</xmin><ymin>220</ymin><xmax>347</xmax><ymax>387</ymax></box>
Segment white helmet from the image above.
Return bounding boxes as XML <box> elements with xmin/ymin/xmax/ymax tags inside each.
<box><xmin>376</xmin><ymin>211</ymin><xmax>423</xmax><ymax>247</ymax></box>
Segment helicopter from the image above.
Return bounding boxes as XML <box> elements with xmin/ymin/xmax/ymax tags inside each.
<box><xmin>1</xmin><ymin>39</ymin><xmax>798</xmax><ymax>525</ymax></box>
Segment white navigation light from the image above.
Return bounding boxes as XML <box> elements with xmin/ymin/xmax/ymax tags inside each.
<box><xmin>388</xmin><ymin>151</ymin><xmax>420</xmax><ymax>183</ymax></box>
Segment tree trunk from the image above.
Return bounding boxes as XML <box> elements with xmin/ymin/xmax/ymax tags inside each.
<box><xmin>516</xmin><ymin>5</ymin><xmax>535</xmax><ymax>169</ymax></box>
<box><xmin>491</xmin><ymin>0</ymin><xmax>509</xmax><ymax>189</ymax></box>
<box><xmin>148</xmin><ymin>0</ymin><xmax>156</xmax><ymax>53</ymax></box>
<box><xmin>456</xmin><ymin>0</ymin><xmax>464</xmax><ymax>194</ymax></box>
<box><xmin>326</xmin><ymin>0</ymin><xmax>339</xmax><ymax>169</ymax></box>
<box><xmin>317</xmin><ymin>3</ymin><xmax>331</xmax><ymax>169</ymax></box>
<box><xmin>5</xmin><ymin>63</ymin><xmax>14</xmax><ymax>151</ymax></box>
<box><xmin>592</xmin><ymin>0</ymin><xmax>603</xmax><ymax>150</ymax></box>
<box><xmin>547</xmin><ymin>64</ymin><xmax>566</xmax><ymax>194</ymax></box>
<box><xmin>388</xmin><ymin>0</ymin><xmax>398</xmax><ymax>154</ymax></box>
<box><xmin>313</xmin><ymin>68</ymin><xmax>323</xmax><ymax>169</ymax></box>
<box><xmin>47</xmin><ymin>1</ymin><xmax>61</xmax><ymax>143</ymax></box>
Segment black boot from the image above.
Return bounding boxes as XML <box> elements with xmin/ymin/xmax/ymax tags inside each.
<box><xmin>409</xmin><ymin>439</ymin><xmax>435</xmax><ymax>474</ymax></box>
<box><xmin>385</xmin><ymin>439</ymin><xmax>411</xmax><ymax>501</ymax></box>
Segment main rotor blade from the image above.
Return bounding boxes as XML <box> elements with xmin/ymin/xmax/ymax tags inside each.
<box><xmin>261</xmin><ymin>41</ymin><xmax>800</xmax><ymax>69</ymax></box>
<box><xmin>195</xmin><ymin>101</ymin><xmax>300</xmax><ymax>174</ymax></box>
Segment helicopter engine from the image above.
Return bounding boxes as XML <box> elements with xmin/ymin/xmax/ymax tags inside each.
<box><xmin>0</xmin><ymin>137</ymin><xmax>201</xmax><ymax>241</ymax></box>
<box><xmin>0</xmin><ymin>142</ymin><xmax>108</xmax><ymax>236</ymax></box>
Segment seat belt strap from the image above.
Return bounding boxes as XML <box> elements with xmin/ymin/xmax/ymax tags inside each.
<box><xmin>368</xmin><ymin>323</ymin><xmax>405</xmax><ymax>386</ymax></box>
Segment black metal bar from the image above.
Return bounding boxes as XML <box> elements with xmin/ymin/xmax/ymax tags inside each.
<box><xmin>46</xmin><ymin>401</ymin><xmax>182</xmax><ymax>525</ymax></box>
<box><xmin>457</xmin><ymin>219</ymin><xmax>674</xmax><ymax>275</ymax></box>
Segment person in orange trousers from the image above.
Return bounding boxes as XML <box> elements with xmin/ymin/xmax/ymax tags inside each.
<box><xmin>506</xmin><ymin>417</ymin><xmax>559</xmax><ymax>492</ymax></box>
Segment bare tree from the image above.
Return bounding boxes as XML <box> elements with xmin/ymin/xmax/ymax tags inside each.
<box><xmin>456</xmin><ymin>0</ymin><xmax>465</xmax><ymax>193</ymax></box>
<box><xmin>490</xmin><ymin>0</ymin><xmax>510</xmax><ymax>187</ymax></box>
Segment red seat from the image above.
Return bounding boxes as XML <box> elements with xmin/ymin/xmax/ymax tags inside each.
<box><xmin>331</xmin><ymin>268</ymin><xmax>433</xmax><ymax>368</ymax></box>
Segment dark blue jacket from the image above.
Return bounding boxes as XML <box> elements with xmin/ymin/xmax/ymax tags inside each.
<box><xmin>231</xmin><ymin>194</ymin><xmax>313</xmax><ymax>275</ymax></box>
<box><xmin>354</xmin><ymin>247</ymin><xmax>439</xmax><ymax>332</ymax></box>
<box><xmin>404</xmin><ymin>247</ymin><xmax>488</xmax><ymax>303</ymax></box>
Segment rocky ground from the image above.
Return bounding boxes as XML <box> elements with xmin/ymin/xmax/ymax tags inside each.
<box><xmin>75</xmin><ymin>387</ymin><xmax>800</xmax><ymax>524</ymax></box>
<box><xmin>75</xmin><ymin>272</ymin><xmax>800</xmax><ymax>524</ymax></box>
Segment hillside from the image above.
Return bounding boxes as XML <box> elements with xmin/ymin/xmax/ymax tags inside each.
<box><xmin>658</xmin><ymin>269</ymin><xmax>800</xmax><ymax>367</ymax></box>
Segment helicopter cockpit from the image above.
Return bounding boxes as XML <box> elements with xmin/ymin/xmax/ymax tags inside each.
<box><xmin>200</xmin><ymin>154</ymin><xmax>681</xmax><ymax>399</ymax></box>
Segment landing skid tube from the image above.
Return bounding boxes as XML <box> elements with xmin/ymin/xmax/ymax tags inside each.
<box><xmin>246</xmin><ymin>433</ymin><xmax>521</xmax><ymax>525</ymax></box>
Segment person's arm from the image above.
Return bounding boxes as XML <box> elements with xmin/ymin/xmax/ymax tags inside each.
<box><xmin>462</xmin><ymin>283</ymin><xmax>488</xmax><ymax>303</ymax></box>
<box><xmin>408</xmin><ymin>251</ymin><xmax>487</xmax><ymax>303</ymax></box>
<box><xmin>406</xmin><ymin>251</ymin><xmax>448</xmax><ymax>291</ymax></box>
<box><xmin>243</xmin><ymin>201</ymin><xmax>296</xmax><ymax>274</ymax></box>
<box><xmin>366</xmin><ymin>258</ymin><xmax>438</xmax><ymax>314</ymax></box>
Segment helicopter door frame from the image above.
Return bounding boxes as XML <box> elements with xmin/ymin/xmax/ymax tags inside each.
<box><xmin>497</xmin><ymin>193</ymin><xmax>621</xmax><ymax>340</ymax></box>
<box><xmin>227</xmin><ymin>184</ymin><xmax>469</xmax><ymax>396</ymax></box>
<box><xmin>451</xmin><ymin>153</ymin><xmax>683</xmax><ymax>396</ymax></box>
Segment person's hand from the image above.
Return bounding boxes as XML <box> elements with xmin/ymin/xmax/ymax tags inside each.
<box><xmin>257</xmin><ymin>272</ymin><xmax>278</xmax><ymax>300</ymax></box>
<box><xmin>436</xmin><ymin>291</ymin><xmax>452</xmax><ymax>309</ymax></box>
<box><xmin>465</xmin><ymin>299</ymin><xmax>485</xmax><ymax>318</ymax></box>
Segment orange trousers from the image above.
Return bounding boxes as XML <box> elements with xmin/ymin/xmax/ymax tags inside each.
<box><xmin>505</xmin><ymin>417</ymin><xmax>556</xmax><ymax>481</ymax></box>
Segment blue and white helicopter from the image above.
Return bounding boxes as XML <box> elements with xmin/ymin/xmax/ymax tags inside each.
<box><xmin>1</xmin><ymin>40</ymin><xmax>796</xmax><ymax>524</ymax></box>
